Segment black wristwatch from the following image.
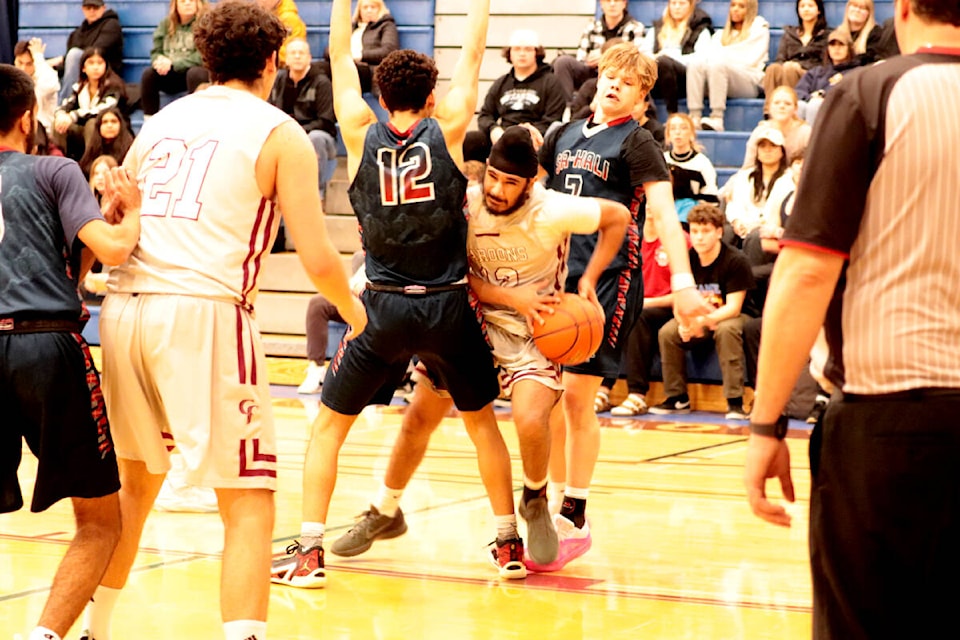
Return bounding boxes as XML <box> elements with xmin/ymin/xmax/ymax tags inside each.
<box><xmin>749</xmin><ymin>414</ymin><xmax>789</xmax><ymax>440</ymax></box>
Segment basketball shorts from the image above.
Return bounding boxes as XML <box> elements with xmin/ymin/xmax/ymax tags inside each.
<box><xmin>322</xmin><ymin>288</ymin><xmax>500</xmax><ymax>415</ymax></box>
<box><xmin>0</xmin><ymin>331</ymin><xmax>120</xmax><ymax>513</ymax></box>
<box><xmin>563</xmin><ymin>267</ymin><xmax>644</xmax><ymax>379</ymax></box>
<box><xmin>99</xmin><ymin>293</ymin><xmax>277</xmax><ymax>490</ymax></box>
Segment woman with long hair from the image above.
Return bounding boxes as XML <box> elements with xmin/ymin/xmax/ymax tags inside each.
<box><xmin>685</xmin><ymin>0</ymin><xmax>770</xmax><ymax>132</ymax></box>
<box><xmin>840</xmin><ymin>0</ymin><xmax>880</xmax><ymax>59</ymax></box>
<box><xmin>795</xmin><ymin>26</ymin><xmax>858</xmax><ymax>124</ymax></box>
<box><xmin>741</xmin><ymin>85</ymin><xmax>810</xmax><ymax>167</ymax></box>
<box><xmin>722</xmin><ymin>125</ymin><xmax>792</xmax><ymax>243</ymax></box>
<box><xmin>663</xmin><ymin>112</ymin><xmax>719</xmax><ymax>223</ymax></box>
<box><xmin>323</xmin><ymin>0</ymin><xmax>399</xmax><ymax>94</ymax></box>
<box><xmin>141</xmin><ymin>0</ymin><xmax>210</xmax><ymax>117</ymax></box>
<box><xmin>79</xmin><ymin>107</ymin><xmax>134</xmax><ymax>176</ymax></box>
<box><xmin>642</xmin><ymin>0</ymin><xmax>714</xmax><ymax>114</ymax></box>
<box><xmin>51</xmin><ymin>46</ymin><xmax>126</xmax><ymax>160</ymax></box>
<box><xmin>761</xmin><ymin>0</ymin><xmax>828</xmax><ymax>108</ymax></box>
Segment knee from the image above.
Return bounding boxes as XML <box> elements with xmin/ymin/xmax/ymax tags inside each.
<box><xmin>141</xmin><ymin>67</ymin><xmax>158</xmax><ymax>89</ymax></box>
<box><xmin>713</xmin><ymin>319</ymin><xmax>744</xmax><ymax>343</ymax></box>
<box><xmin>75</xmin><ymin>494</ymin><xmax>122</xmax><ymax>548</ymax></box>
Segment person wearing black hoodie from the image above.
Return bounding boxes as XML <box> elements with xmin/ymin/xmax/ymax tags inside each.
<box><xmin>55</xmin><ymin>0</ymin><xmax>123</xmax><ymax>104</ymax></box>
<box><xmin>463</xmin><ymin>29</ymin><xmax>565</xmax><ymax>162</ymax></box>
<box><xmin>642</xmin><ymin>0</ymin><xmax>714</xmax><ymax>115</ymax></box>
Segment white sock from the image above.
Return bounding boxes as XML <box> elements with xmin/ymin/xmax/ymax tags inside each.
<box><xmin>565</xmin><ymin>485</ymin><xmax>590</xmax><ymax>500</ymax></box>
<box><xmin>375</xmin><ymin>484</ymin><xmax>404</xmax><ymax>518</ymax></box>
<box><xmin>523</xmin><ymin>475</ymin><xmax>547</xmax><ymax>491</ymax></box>
<box><xmin>494</xmin><ymin>514</ymin><xmax>518</xmax><ymax>542</ymax></box>
<box><xmin>29</xmin><ymin>627</ymin><xmax>60</xmax><ymax>640</ymax></box>
<box><xmin>223</xmin><ymin>619</ymin><xmax>267</xmax><ymax>640</ymax></box>
<box><xmin>81</xmin><ymin>585</ymin><xmax>121</xmax><ymax>640</ymax></box>
<box><xmin>300</xmin><ymin>521</ymin><xmax>325</xmax><ymax>550</ymax></box>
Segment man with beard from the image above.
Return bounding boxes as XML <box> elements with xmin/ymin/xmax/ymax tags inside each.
<box><xmin>326</xmin><ymin>125</ymin><xmax>629</xmax><ymax>570</ymax></box>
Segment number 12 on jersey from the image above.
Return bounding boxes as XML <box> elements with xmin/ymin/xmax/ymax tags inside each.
<box><xmin>377</xmin><ymin>142</ymin><xmax>435</xmax><ymax>206</ymax></box>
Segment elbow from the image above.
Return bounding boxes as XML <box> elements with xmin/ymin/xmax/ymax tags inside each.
<box><xmin>96</xmin><ymin>245</ymin><xmax>133</xmax><ymax>267</ymax></box>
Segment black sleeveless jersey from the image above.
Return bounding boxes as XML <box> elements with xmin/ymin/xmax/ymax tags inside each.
<box><xmin>348</xmin><ymin>118</ymin><xmax>469</xmax><ymax>286</ymax></box>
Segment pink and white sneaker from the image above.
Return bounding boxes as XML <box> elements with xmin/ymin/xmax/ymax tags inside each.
<box><xmin>523</xmin><ymin>514</ymin><xmax>591</xmax><ymax>572</ymax></box>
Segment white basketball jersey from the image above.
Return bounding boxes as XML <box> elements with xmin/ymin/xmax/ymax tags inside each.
<box><xmin>466</xmin><ymin>182</ymin><xmax>601</xmax><ymax>337</ymax></box>
<box><xmin>110</xmin><ymin>85</ymin><xmax>293</xmax><ymax>309</ymax></box>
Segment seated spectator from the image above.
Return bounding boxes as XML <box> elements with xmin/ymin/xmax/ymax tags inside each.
<box><xmin>553</xmin><ymin>0</ymin><xmax>644</xmax><ymax>105</ymax></box>
<box><xmin>87</xmin><ymin>153</ymin><xmax>117</xmax><ymax>203</ymax></box>
<box><xmin>141</xmin><ymin>0</ymin><xmax>210</xmax><ymax>118</ymax></box>
<box><xmin>721</xmin><ymin>125</ymin><xmax>791</xmax><ymax>242</ymax></box>
<box><xmin>322</xmin><ymin>0</ymin><xmax>399</xmax><ymax>94</ymax></box>
<box><xmin>52</xmin><ymin>0</ymin><xmax>123</xmax><ymax>105</ymax></box>
<box><xmin>760</xmin><ymin>0</ymin><xmax>828</xmax><ymax>112</ymax></box>
<box><xmin>871</xmin><ymin>17</ymin><xmax>900</xmax><ymax>60</ymax></box>
<box><xmin>686</xmin><ymin>0</ymin><xmax>769</xmax><ymax>132</ymax></box>
<box><xmin>840</xmin><ymin>0</ymin><xmax>882</xmax><ymax>63</ymax></box>
<box><xmin>741</xmin><ymin>85</ymin><xmax>810</xmax><ymax>167</ymax></box>
<box><xmin>602</xmin><ymin>215</ymin><xmax>691</xmax><ymax>416</ymax></box>
<box><xmin>52</xmin><ymin>47</ymin><xmax>126</xmax><ymax>161</ymax></box>
<box><xmin>81</xmin><ymin>154</ymin><xmax>120</xmax><ymax>297</ymax></box>
<box><xmin>663</xmin><ymin>112</ymin><xmax>718</xmax><ymax>223</ymax></box>
<box><xmin>463</xmin><ymin>29</ymin><xmax>565</xmax><ymax>163</ymax></box>
<box><xmin>257</xmin><ymin>0</ymin><xmax>306</xmax><ymax>66</ymax></box>
<box><xmin>650</xmin><ymin>203</ymin><xmax>755</xmax><ymax>419</ymax></box>
<box><xmin>14</xmin><ymin>38</ymin><xmax>60</xmax><ymax>154</ymax></box>
<box><xmin>795</xmin><ymin>27</ymin><xmax>858</xmax><ymax>125</ymax></box>
<box><xmin>268</xmin><ymin>38</ymin><xmax>338</xmax><ymax>197</ymax></box>
<box><xmin>641</xmin><ymin>0</ymin><xmax>713</xmax><ymax>114</ymax></box>
<box><xmin>79</xmin><ymin>106</ymin><xmax>133</xmax><ymax>176</ymax></box>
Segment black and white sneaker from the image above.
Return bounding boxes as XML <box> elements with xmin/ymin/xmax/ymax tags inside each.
<box><xmin>649</xmin><ymin>395</ymin><xmax>691</xmax><ymax>414</ymax></box>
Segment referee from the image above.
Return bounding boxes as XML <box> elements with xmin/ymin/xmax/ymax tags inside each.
<box><xmin>742</xmin><ymin>1</ymin><xmax>960</xmax><ymax>638</ymax></box>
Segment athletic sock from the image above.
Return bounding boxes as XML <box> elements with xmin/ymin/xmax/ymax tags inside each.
<box><xmin>494</xmin><ymin>514</ymin><xmax>519</xmax><ymax>541</ymax></box>
<box><xmin>300</xmin><ymin>522</ymin><xmax>325</xmax><ymax>550</ymax></box>
<box><xmin>29</xmin><ymin>627</ymin><xmax>61</xmax><ymax>640</ymax></box>
<box><xmin>560</xmin><ymin>486</ymin><xmax>589</xmax><ymax>529</ymax></box>
<box><xmin>375</xmin><ymin>484</ymin><xmax>404</xmax><ymax>518</ymax></box>
<box><xmin>81</xmin><ymin>584</ymin><xmax>121</xmax><ymax>640</ymax></box>
<box><xmin>521</xmin><ymin>476</ymin><xmax>547</xmax><ymax>505</ymax></box>
<box><xmin>223</xmin><ymin>619</ymin><xmax>267</xmax><ymax>640</ymax></box>
<box><xmin>547</xmin><ymin>481</ymin><xmax>565</xmax><ymax>511</ymax></box>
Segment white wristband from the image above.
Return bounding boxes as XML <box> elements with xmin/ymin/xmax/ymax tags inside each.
<box><xmin>671</xmin><ymin>273</ymin><xmax>696</xmax><ymax>291</ymax></box>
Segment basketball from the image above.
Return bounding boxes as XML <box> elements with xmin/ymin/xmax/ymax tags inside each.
<box><xmin>532</xmin><ymin>293</ymin><xmax>606</xmax><ymax>365</ymax></box>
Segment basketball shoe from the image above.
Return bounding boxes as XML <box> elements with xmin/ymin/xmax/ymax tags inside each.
<box><xmin>523</xmin><ymin>515</ymin><xmax>591</xmax><ymax>572</ymax></box>
<box><xmin>518</xmin><ymin>495</ymin><xmax>558</xmax><ymax>565</ymax></box>
<box><xmin>486</xmin><ymin>537</ymin><xmax>527</xmax><ymax>579</ymax></box>
<box><xmin>330</xmin><ymin>506</ymin><xmax>408</xmax><ymax>557</ymax></box>
<box><xmin>270</xmin><ymin>541</ymin><xmax>326</xmax><ymax>588</ymax></box>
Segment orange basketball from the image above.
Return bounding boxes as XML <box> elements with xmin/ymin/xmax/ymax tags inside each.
<box><xmin>532</xmin><ymin>293</ymin><xmax>606</xmax><ymax>365</ymax></box>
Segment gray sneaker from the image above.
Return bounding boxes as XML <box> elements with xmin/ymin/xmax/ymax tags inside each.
<box><xmin>518</xmin><ymin>495</ymin><xmax>559</xmax><ymax>565</ymax></box>
<box><xmin>330</xmin><ymin>505</ymin><xmax>408</xmax><ymax>557</ymax></box>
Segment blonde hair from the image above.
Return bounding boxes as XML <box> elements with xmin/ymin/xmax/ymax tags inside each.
<box><xmin>167</xmin><ymin>0</ymin><xmax>207</xmax><ymax>37</ymax></box>
<box><xmin>841</xmin><ymin>0</ymin><xmax>876</xmax><ymax>54</ymax></box>
<box><xmin>658</xmin><ymin>0</ymin><xmax>695</xmax><ymax>50</ymax></box>
<box><xmin>353</xmin><ymin>0</ymin><xmax>390</xmax><ymax>24</ymax></box>
<box><xmin>721</xmin><ymin>0</ymin><xmax>759</xmax><ymax>46</ymax></box>
<box><xmin>598</xmin><ymin>42</ymin><xmax>659</xmax><ymax>96</ymax></box>
<box><xmin>665</xmin><ymin>112</ymin><xmax>704</xmax><ymax>152</ymax></box>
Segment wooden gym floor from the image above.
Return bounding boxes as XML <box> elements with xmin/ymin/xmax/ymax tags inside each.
<box><xmin>1</xmin><ymin>355</ymin><xmax>812</xmax><ymax>639</ymax></box>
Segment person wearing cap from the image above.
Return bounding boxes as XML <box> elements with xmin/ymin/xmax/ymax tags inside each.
<box><xmin>463</xmin><ymin>29</ymin><xmax>565</xmax><ymax>162</ymax></box>
<box><xmin>794</xmin><ymin>26</ymin><xmax>859</xmax><ymax>125</ymax></box>
<box><xmin>53</xmin><ymin>0</ymin><xmax>123</xmax><ymax>104</ymax></box>
<box><xmin>721</xmin><ymin>124</ymin><xmax>793</xmax><ymax>242</ymax></box>
<box><xmin>324</xmin><ymin>124</ymin><xmax>631</xmax><ymax>573</ymax></box>
<box><xmin>740</xmin><ymin>85</ymin><xmax>810</xmax><ymax>169</ymax></box>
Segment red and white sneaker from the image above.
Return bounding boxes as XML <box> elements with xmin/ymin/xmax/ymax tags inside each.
<box><xmin>523</xmin><ymin>515</ymin><xmax>591</xmax><ymax>572</ymax></box>
<box><xmin>486</xmin><ymin>537</ymin><xmax>527</xmax><ymax>579</ymax></box>
<box><xmin>270</xmin><ymin>541</ymin><xmax>326</xmax><ymax>588</ymax></box>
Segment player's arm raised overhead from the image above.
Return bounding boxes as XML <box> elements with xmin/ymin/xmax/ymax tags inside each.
<box><xmin>434</xmin><ymin>0</ymin><xmax>490</xmax><ymax>165</ymax></box>
<box><xmin>258</xmin><ymin>119</ymin><xmax>367</xmax><ymax>339</ymax></box>
<box><xmin>329</xmin><ymin>0</ymin><xmax>377</xmax><ymax>178</ymax></box>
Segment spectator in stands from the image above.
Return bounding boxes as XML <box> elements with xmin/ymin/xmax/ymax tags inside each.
<box><xmin>871</xmin><ymin>16</ymin><xmax>899</xmax><ymax>60</ymax></box>
<box><xmin>257</xmin><ymin>0</ymin><xmax>307</xmax><ymax>66</ymax></box>
<box><xmin>140</xmin><ymin>0</ymin><xmax>210</xmax><ymax>118</ymax></box>
<box><xmin>81</xmin><ymin>155</ymin><xmax>120</xmax><ymax>298</ymax></box>
<box><xmin>651</xmin><ymin>203</ymin><xmax>754</xmax><ymax>419</ymax></box>
<box><xmin>78</xmin><ymin>106</ymin><xmax>133</xmax><ymax>176</ymax></box>
<box><xmin>268</xmin><ymin>38</ymin><xmax>338</xmax><ymax>199</ymax></box>
<box><xmin>721</xmin><ymin>125</ymin><xmax>791</xmax><ymax>243</ymax></box>
<box><xmin>463</xmin><ymin>29</ymin><xmax>565</xmax><ymax>162</ymax></box>
<box><xmin>794</xmin><ymin>26</ymin><xmax>857</xmax><ymax>124</ymax></box>
<box><xmin>740</xmin><ymin>85</ymin><xmax>809</xmax><ymax>167</ymax></box>
<box><xmin>52</xmin><ymin>0</ymin><xmax>123</xmax><ymax>104</ymax></box>
<box><xmin>52</xmin><ymin>47</ymin><xmax>126</xmax><ymax>161</ymax></box>
<box><xmin>321</xmin><ymin>0</ymin><xmax>399</xmax><ymax>95</ymax></box>
<box><xmin>840</xmin><ymin>0</ymin><xmax>881</xmax><ymax>62</ymax></box>
<box><xmin>663</xmin><ymin>112</ymin><xmax>718</xmax><ymax>223</ymax></box>
<box><xmin>641</xmin><ymin>0</ymin><xmax>713</xmax><ymax>115</ymax></box>
<box><xmin>553</xmin><ymin>0</ymin><xmax>645</xmax><ymax>104</ymax></box>
<box><xmin>686</xmin><ymin>0</ymin><xmax>769</xmax><ymax>132</ymax></box>
<box><xmin>14</xmin><ymin>38</ymin><xmax>60</xmax><ymax>154</ymax></box>
<box><xmin>760</xmin><ymin>0</ymin><xmax>828</xmax><ymax>111</ymax></box>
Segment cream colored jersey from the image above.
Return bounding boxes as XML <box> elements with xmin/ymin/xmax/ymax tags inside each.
<box><xmin>109</xmin><ymin>85</ymin><xmax>292</xmax><ymax>309</ymax></box>
<box><xmin>466</xmin><ymin>182</ymin><xmax>601</xmax><ymax>337</ymax></box>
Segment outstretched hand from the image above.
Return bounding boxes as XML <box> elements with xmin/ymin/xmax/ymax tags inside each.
<box><xmin>744</xmin><ymin>434</ymin><xmax>796</xmax><ymax>527</ymax></box>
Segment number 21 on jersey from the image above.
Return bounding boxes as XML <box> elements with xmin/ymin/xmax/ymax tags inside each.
<box><xmin>141</xmin><ymin>138</ymin><xmax>218</xmax><ymax>219</ymax></box>
<box><xmin>377</xmin><ymin>142</ymin><xmax>435</xmax><ymax>206</ymax></box>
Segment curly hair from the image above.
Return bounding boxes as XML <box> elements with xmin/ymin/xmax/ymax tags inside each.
<box><xmin>0</xmin><ymin>64</ymin><xmax>36</xmax><ymax>134</ymax></box>
<box><xmin>687</xmin><ymin>203</ymin><xmax>725</xmax><ymax>229</ymax></box>
<box><xmin>374</xmin><ymin>49</ymin><xmax>438</xmax><ymax>113</ymax></box>
<box><xmin>193</xmin><ymin>1</ymin><xmax>287</xmax><ymax>84</ymax></box>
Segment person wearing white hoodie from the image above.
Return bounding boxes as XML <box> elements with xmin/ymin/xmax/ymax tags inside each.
<box><xmin>685</xmin><ymin>0</ymin><xmax>769</xmax><ymax>131</ymax></box>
